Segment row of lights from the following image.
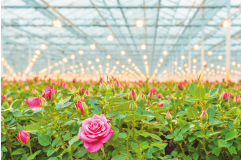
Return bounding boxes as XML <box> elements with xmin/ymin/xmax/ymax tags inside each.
<box><xmin>2</xmin><ymin>58</ymin><xmax>14</xmax><ymax>73</ymax></box>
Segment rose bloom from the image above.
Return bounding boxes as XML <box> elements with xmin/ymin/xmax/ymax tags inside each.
<box><xmin>42</xmin><ymin>86</ymin><xmax>56</xmax><ymax>100</ymax></box>
<box><xmin>78</xmin><ymin>114</ymin><xmax>113</xmax><ymax>153</ymax></box>
<box><xmin>16</xmin><ymin>130</ymin><xmax>30</xmax><ymax>144</ymax></box>
<box><xmin>27</xmin><ymin>97</ymin><xmax>45</xmax><ymax>107</ymax></box>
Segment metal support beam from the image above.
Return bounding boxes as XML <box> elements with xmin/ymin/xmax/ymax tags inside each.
<box><xmin>226</xmin><ymin>0</ymin><xmax>231</xmax><ymax>81</ymax></box>
<box><xmin>201</xmin><ymin>9</ymin><xmax>205</xmax><ymax>78</ymax></box>
<box><xmin>47</xmin><ymin>55</ymin><xmax>50</xmax><ymax>76</ymax></box>
<box><xmin>28</xmin><ymin>48</ymin><xmax>31</xmax><ymax>75</ymax></box>
<box><xmin>188</xmin><ymin>36</ymin><xmax>191</xmax><ymax>79</ymax></box>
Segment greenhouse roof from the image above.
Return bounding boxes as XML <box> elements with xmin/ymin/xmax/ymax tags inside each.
<box><xmin>1</xmin><ymin>0</ymin><xmax>241</xmax><ymax>79</ymax></box>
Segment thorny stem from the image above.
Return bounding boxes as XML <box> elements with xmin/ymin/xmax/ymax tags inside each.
<box><xmin>6</xmin><ymin>130</ymin><xmax>14</xmax><ymax>160</ymax></box>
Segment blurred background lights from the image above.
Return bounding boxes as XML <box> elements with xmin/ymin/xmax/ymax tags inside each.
<box><xmin>106</xmin><ymin>55</ymin><xmax>111</xmax><ymax>59</ymax></box>
<box><xmin>163</xmin><ymin>50</ymin><xmax>168</xmax><ymax>56</ymax></box>
<box><xmin>63</xmin><ymin>58</ymin><xmax>68</xmax><ymax>62</ymax></box>
<box><xmin>232</xmin><ymin>61</ymin><xmax>236</xmax><ymax>66</ymax></box>
<box><xmin>107</xmin><ymin>35</ymin><xmax>114</xmax><ymax>41</ymax></box>
<box><xmin>120</xmin><ymin>51</ymin><xmax>125</xmax><ymax>55</ymax></box>
<box><xmin>90</xmin><ymin>44</ymin><xmax>96</xmax><ymax>49</ymax></box>
<box><xmin>141</xmin><ymin>44</ymin><xmax>146</xmax><ymax>50</ymax></box>
<box><xmin>193</xmin><ymin>44</ymin><xmax>199</xmax><ymax>50</ymax></box>
<box><xmin>128</xmin><ymin>58</ymin><xmax>132</xmax><ymax>62</ymax></box>
<box><xmin>96</xmin><ymin>58</ymin><xmax>100</xmax><ymax>62</ymax></box>
<box><xmin>207</xmin><ymin>51</ymin><xmax>213</xmax><ymax>56</ymax></box>
<box><xmin>53</xmin><ymin>19</ymin><xmax>61</xmax><ymax>27</ymax></box>
<box><xmin>143</xmin><ymin>55</ymin><xmax>147</xmax><ymax>59</ymax></box>
<box><xmin>35</xmin><ymin>50</ymin><xmax>41</xmax><ymax>55</ymax></box>
<box><xmin>88</xmin><ymin>60</ymin><xmax>92</xmax><ymax>64</ymax></box>
<box><xmin>78</xmin><ymin>50</ymin><xmax>83</xmax><ymax>55</ymax></box>
<box><xmin>136</xmin><ymin>20</ymin><xmax>143</xmax><ymax>27</ymax></box>
<box><xmin>192</xmin><ymin>59</ymin><xmax>197</xmax><ymax>63</ymax></box>
<box><xmin>218</xmin><ymin>55</ymin><xmax>223</xmax><ymax>60</ymax></box>
<box><xmin>181</xmin><ymin>55</ymin><xmax>185</xmax><ymax>60</ymax></box>
<box><xmin>159</xmin><ymin>59</ymin><xmax>163</xmax><ymax>63</ymax></box>
<box><xmin>40</xmin><ymin>44</ymin><xmax>46</xmax><ymax>50</ymax></box>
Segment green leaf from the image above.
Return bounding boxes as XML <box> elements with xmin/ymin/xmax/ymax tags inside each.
<box><xmin>88</xmin><ymin>152</ymin><xmax>98</xmax><ymax>159</ymax></box>
<box><xmin>118</xmin><ymin>133</ymin><xmax>127</xmax><ymax>138</ymax></box>
<box><xmin>225</xmin><ymin>131</ymin><xmax>238</xmax><ymax>141</ymax></box>
<box><xmin>206</xmin><ymin>132</ymin><xmax>220</xmax><ymax>137</ymax></box>
<box><xmin>10</xmin><ymin>100</ymin><xmax>23</xmax><ymax>109</ymax></box>
<box><xmin>26</xmin><ymin>125</ymin><xmax>41</xmax><ymax>131</ymax></box>
<box><xmin>209</xmin><ymin>88</ymin><xmax>218</xmax><ymax>97</ymax></box>
<box><xmin>55</xmin><ymin>102</ymin><xmax>73</xmax><ymax>109</ymax></box>
<box><xmin>75</xmin><ymin>147</ymin><xmax>87</xmax><ymax>158</ymax></box>
<box><xmin>113</xmin><ymin>155</ymin><xmax>128</xmax><ymax>160</ymax></box>
<box><xmin>62</xmin><ymin>96</ymin><xmax>71</xmax><ymax>104</ymax></box>
<box><xmin>11</xmin><ymin>148</ymin><xmax>26</xmax><ymax>155</ymax></box>
<box><xmin>192</xmin><ymin>153</ymin><xmax>199</xmax><ymax>160</ymax></box>
<box><xmin>149</xmin><ymin>134</ymin><xmax>162</xmax><ymax>141</ymax></box>
<box><xmin>69</xmin><ymin>136</ymin><xmax>79</xmax><ymax>146</ymax></box>
<box><xmin>194</xmin><ymin>131</ymin><xmax>205</xmax><ymax>138</ymax></box>
<box><xmin>115</xmin><ymin>103</ymin><xmax>129</xmax><ymax>111</ymax></box>
<box><xmin>194</xmin><ymin>87</ymin><xmax>206</xmax><ymax>99</ymax></box>
<box><xmin>89</xmin><ymin>98</ymin><xmax>100</xmax><ymax>104</ymax></box>
<box><xmin>174</xmin><ymin>134</ymin><xmax>183</xmax><ymax>141</ymax></box>
<box><xmin>1</xmin><ymin>146</ymin><xmax>7</xmax><ymax>152</ymax></box>
<box><xmin>171</xmin><ymin>151</ymin><xmax>178</xmax><ymax>157</ymax></box>
<box><xmin>106</xmin><ymin>111</ymin><xmax>120</xmax><ymax>118</ymax></box>
<box><xmin>189</xmin><ymin>83</ymin><xmax>197</xmax><ymax>97</ymax></box>
<box><xmin>207</xmin><ymin>107</ymin><xmax>215</xmax><ymax>120</ymax></box>
<box><xmin>187</xmin><ymin>107</ymin><xmax>198</xmax><ymax>117</ymax></box>
<box><xmin>218</xmin><ymin>140</ymin><xmax>228</xmax><ymax>147</ymax></box>
<box><xmin>28</xmin><ymin>150</ymin><xmax>41</xmax><ymax>160</ymax></box>
<box><xmin>150</xmin><ymin>143</ymin><xmax>167</xmax><ymax>149</ymax></box>
<box><xmin>220</xmin><ymin>107</ymin><xmax>237</xmax><ymax>120</ymax></box>
<box><xmin>227</xmin><ymin>146</ymin><xmax>237</xmax><ymax>154</ymax></box>
<box><xmin>38</xmin><ymin>135</ymin><xmax>52</xmax><ymax>146</ymax></box>
<box><xmin>212</xmin><ymin>147</ymin><xmax>221</xmax><ymax>157</ymax></box>
<box><xmin>47</xmin><ymin>149</ymin><xmax>56</xmax><ymax>157</ymax></box>
<box><xmin>48</xmin><ymin>158</ymin><xmax>58</xmax><ymax>160</ymax></box>
<box><xmin>52</xmin><ymin>137</ymin><xmax>60</xmax><ymax>147</ymax></box>
<box><xmin>131</xmin><ymin>142</ymin><xmax>138</xmax><ymax>151</ymax></box>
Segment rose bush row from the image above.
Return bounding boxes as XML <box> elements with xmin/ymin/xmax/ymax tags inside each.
<box><xmin>1</xmin><ymin>77</ymin><xmax>241</xmax><ymax>160</ymax></box>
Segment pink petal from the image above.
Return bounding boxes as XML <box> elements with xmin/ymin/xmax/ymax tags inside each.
<box><xmin>84</xmin><ymin>141</ymin><xmax>103</xmax><ymax>153</ymax></box>
<box><xmin>99</xmin><ymin>130</ymin><xmax>113</xmax><ymax>143</ymax></box>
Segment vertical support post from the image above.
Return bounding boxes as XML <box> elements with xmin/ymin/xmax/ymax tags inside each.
<box><xmin>28</xmin><ymin>49</ymin><xmax>31</xmax><ymax>77</ymax></box>
<box><xmin>62</xmin><ymin>57</ymin><xmax>64</xmax><ymax>80</ymax></box>
<box><xmin>72</xmin><ymin>58</ymin><xmax>75</xmax><ymax>80</ymax></box>
<box><xmin>188</xmin><ymin>36</ymin><xmax>191</xmax><ymax>80</ymax></box>
<box><xmin>1</xmin><ymin>47</ymin><xmax>3</xmax><ymax>75</ymax></box>
<box><xmin>226</xmin><ymin>0</ymin><xmax>231</xmax><ymax>81</ymax></box>
<box><xmin>201</xmin><ymin>9</ymin><xmax>205</xmax><ymax>79</ymax></box>
<box><xmin>47</xmin><ymin>55</ymin><xmax>50</xmax><ymax>77</ymax></box>
<box><xmin>181</xmin><ymin>44</ymin><xmax>184</xmax><ymax>79</ymax></box>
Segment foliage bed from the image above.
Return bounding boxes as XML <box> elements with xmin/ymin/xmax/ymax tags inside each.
<box><xmin>1</xmin><ymin>77</ymin><xmax>241</xmax><ymax>160</ymax></box>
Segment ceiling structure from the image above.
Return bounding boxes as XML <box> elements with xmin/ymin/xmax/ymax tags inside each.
<box><xmin>1</xmin><ymin>0</ymin><xmax>241</xmax><ymax>80</ymax></box>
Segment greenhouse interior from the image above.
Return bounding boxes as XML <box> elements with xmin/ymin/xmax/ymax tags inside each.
<box><xmin>1</xmin><ymin>0</ymin><xmax>241</xmax><ymax>160</ymax></box>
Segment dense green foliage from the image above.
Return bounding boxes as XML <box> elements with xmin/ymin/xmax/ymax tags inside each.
<box><xmin>1</xmin><ymin>77</ymin><xmax>241</xmax><ymax>160</ymax></box>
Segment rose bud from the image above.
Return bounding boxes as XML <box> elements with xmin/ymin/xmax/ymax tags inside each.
<box><xmin>114</xmin><ymin>80</ymin><xmax>121</xmax><ymax>91</ymax></box>
<box><xmin>27</xmin><ymin>97</ymin><xmax>44</xmax><ymax>107</ymax></box>
<box><xmin>200</xmin><ymin>110</ymin><xmax>208</xmax><ymax>123</ymax></box>
<box><xmin>107</xmin><ymin>83</ymin><xmax>113</xmax><ymax>93</ymax></box>
<box><xmin>149</xmin><ymin>87</ymin><xmax>157</xmax><ymax>94</ymax></box>
<box><xmin>42</xmin><ymin>86</ymin><xmax>56</xmax><ymax>100</ymax></box>
<box><xmin>16</xmin><ymin>130</ymin><xmax>30</xmax><ymax>144</ymax></box>
<box><xmin>234</xmin><ymin>95</ymin><xmax>241</xmax><ymax>104</ymax></box>
<box><xmin>100</xmin><ymin>83</ymin><xmax>107</xmax><ymax>96</ymax></box>
<box><xmin>166</xmin><ymin>112</ymin><xmax>172</xmax><ymax>123</ymax></box>
<box><xmin>158</xmin><ymin>104</ymin><xmax>164</xmax><ymax>108</ymax></box>
<box><xmin>220</xmin><ymin>91</ymin><xmax>231</xmax><ymax>102</ymax></box>
<box><xmin>147</xmin><ymin>101</ymin><xmax>151</xmax><ymax>105</ymax></box>
<box><xmin>129</xmin><ymin>101</ymin><xmax>137</xmax><ymax>111</ymax></box>
<box><xmin>128</xmin><ymin>90</ymin><xmax>136</xmax><ymax>101</ymax></box>
<box><xmin>233</xmin><ymin>117</ymin><xmax>240</xmax><ymax>128</ymax></box>
<box><xmin>79</xmin><ymin>86</ymin><xmax>84</xmax><ymax>95</ymax></box>
<box><xmin>75</xmin><ymin>101</ymin><xmax>88</xmax><ymax>115</ymax></box>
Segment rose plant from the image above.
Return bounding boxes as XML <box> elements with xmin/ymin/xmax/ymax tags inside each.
<box><xmin>1</xmin><ymin>76</ymin><xmax>241</xmax><ymax>160</ymax></box>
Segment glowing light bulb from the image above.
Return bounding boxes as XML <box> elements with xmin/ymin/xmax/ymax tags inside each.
<box><xmin>122</xmin><ymin>65</ymin><xmax>125</xmax><ymax>68</ymax></box>
<box><xmin>55</xmin><ymin>63</ymin><xmax>58</xmax><ymax>66</ymax></box>
<box><xmin>90</xmin><ymin>44</ymin><xmax>96</xmax><ymax>49</ymax></box>
<box><xmin>32</xmin><ymin>58</ymin><xmax>36</xmax><ymax>61</ymax></box>
<box><xmin>107</xmin><ymin>35</ymin><xmax>114</xmax><ymax>41</ymax></box>
<box><xmin>210</xmin><ymin>63</ymin><xmax>214</xmax><ymax>67</ymax></box>
<box><xmin>144</xmin><ymin>61</ymin><xmax>148</xmax><ymax>65</ymax></box>
<box><xmin>106</xmin><ymin>55</ymin><xmax>111</xmax><ymax>59</ymax></box>
<box><xmin>159</xmin><ymin>59</ymin><xmax>163</xmax><ymax>63</ymax></box>
<box><xmin>163</xmin><ymin>50</ymin><xmax>168</xmax><ymax>56</ymax></box>
<box><xmin>120</xmin><ymin>50</ymin><xmax>125</xmax><ymax>55</ymax></box>
<box><xmin>217</xmin><ymin>65</ymin><xmax>221</xmax><ymax>69</ymax></box>
<box><xmin>143</xmin><ymin>55</ymin><xmax>147</xmax><ymax>59</ymax></box>
<box><xmin>35</xmin><ymin>50</ymin><xmax>41</xmax><ymax>55</ymax></box>
<box><xmin>116</xmin><ymin>61</ymin><xmax>120</xmax><ymax>65</ymax></box>
<box><xmin>184</xmin><ymin>63</ymin><xmax>187</xmax><ymax>67</ymax></box>
<box><xmin>222</xmin><ymin>20</ymin><xmax>229</xmax><ymax>27</ymax></box>
<box><xmin>193</xmin><ymin>44</ymin><xmax>199</xmax><ymax>50</ymax></box>
<box><xmin>71</xmin><ymin>55</ymin><xmax>75</xmax><ymax>59</ymax></box>
<box><xmin>207</xmin><ymin>51</ymin><xmax>212</xmax><ymax>56</ymax></box>
<box><xmin>78</xmin><ymin>50</ymin><xmax>83</xmax><ymax>55</ymax></box>
<box><xmin>218</xmin><ymin>55</ymin><xmax>223</xmax><ymax>60</ymax></box>
<box><xmin>34</xmin><ymin>55</ymin><xmax>38</xmax><ymax>59</ymax></box>
<box><xmin>192</xmin><ymin>59</ymin><xmax>197</xmax><ymax>63</ymax></box>
<box><xmin>203</xmin><ymin>61</ymin><xmax>207</xmax><ymax>65</ymax></box>
<box><xmin>128</xmin><ymin>58</ymin><xmax>132</xmax><ymax>63</ymax></box>
<box><xmin>96</xmin><ymin>58</ymin><xmax>100</xmax><ymax>62</ymax></box>
<box><xmin>91</xmin><ymin>66</ymin><xmax>95</xmax><ymax>70</ymax></box>
<box><xmin>181</xmin><ymin>55</ymin><xmax>185</xmax><ymax>60</ymax></box>
<box><xmin>157</xmin><ymin>64</ymin><xmax>161</xmax><ymax>67</ymax></box>
<box><xmin>53</xmin><ymin>19</ymin><xmax>61</xmax><ymax>27</ymax></box>
<box><xmin>174</xmin><ymin>61</ymin><xmax>177</xmax><ymax>65</ymax></box>
<box><xmin>99</xmin><ymin>65</ymin><xmax>102</xmax><ymax>68</ymax></box>
<box><xmin>132</xmin><ymin>63</ymin><xmax>135</xmax><ymax>67</ymax></box>
<box><xmin>141</xmin><ymin>44</ymin><xmax>146</xmax><ymax>50</ymax></box>
<box><xmin>232</xmin><ymin>61</ymin><xmax>236</xmax><ymax>66</ymax></box>
<box><xmin>88</xmin><ymin>61</ymin><xmax>91</xmax><ymax>65</ymax></box>
<box><xmin>113</xmin><ymin>66</ymin><xmax>116</xmax><ymax>70</ymax></box>
<box><xmin>136</xmin><ymin>20</ymin><xmax>143</xmax><ymax>27</ymax></box>
<box><xmin>63</xmin><ymin>58</ymin><xmax>68</xmax><ymax>62</ymax></box>
<box><xmin>40</xmin><ymin>44</ymin><xmax>46</xmax><ymax>50</ymax></box>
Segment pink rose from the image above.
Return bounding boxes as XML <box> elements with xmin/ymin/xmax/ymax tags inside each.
<box><xmin>1</xmin><ymin>94</ymin><xmax>6</xmax><ymax>101</ymax></box>
<box><xmin>16</xmin><ymin>130</ymin><xmax>30</xmax><ymax>144</ymax></box>
<box><xmin>27</xmin><ymin>97</ymin><xmax>42</xmax><ymax>107</ymax></box>
<box><xmin>149</xmin><ymin>87</ymin><xmax>157</xmax><ymax>93</ymax></box>
<box><xmin>79</xmin><ymin>86</ymin><xmax>84</xmax><ymax>94</ymax></box>
<box><xmin>42</xmin><ymin>86</ymin><xmax>56</xmax><ymax>100</ymax></box>
<box><xmin>147</xmin><ymin>101</ymin><xmax>151</xmax><ymax>105</ymax></box>
<box><xmin>78</xmin><ymin>114</ymin><xmax>113</xmax><ymax>153</ymax></box>
<box><xmin>75</xmin><ymin>101</ymin><xmax>84</xmax><ymax>114</ymax></box>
